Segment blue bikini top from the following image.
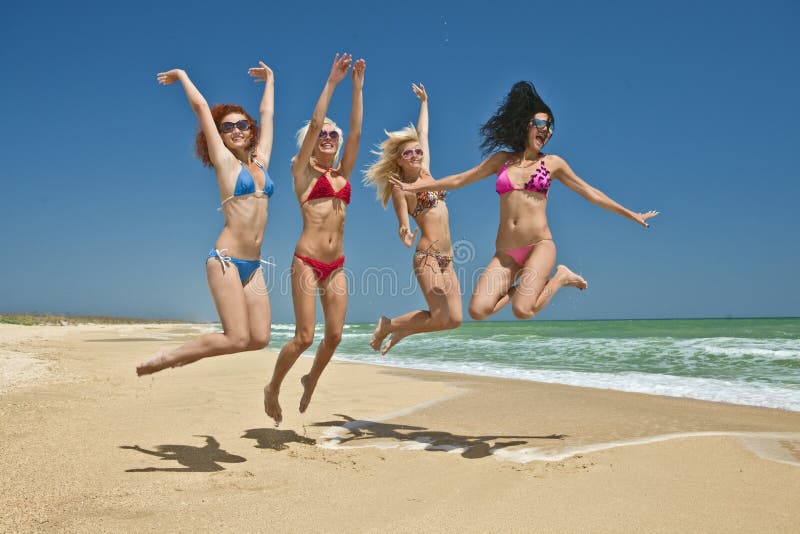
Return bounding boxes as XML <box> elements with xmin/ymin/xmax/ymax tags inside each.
<box><xmin>220</xmin><ymin>159</ymin><xmax>274</xmax><ymax>207</ymax></box>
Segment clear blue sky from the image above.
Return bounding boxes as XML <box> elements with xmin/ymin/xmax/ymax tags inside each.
<box><xmin>1</xmin><ymin>0</ymin><xmax>798</xmax><ymax>322</ymax></box>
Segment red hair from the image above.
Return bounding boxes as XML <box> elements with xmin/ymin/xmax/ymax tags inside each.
<box><xmin>195</xmin><ymin>104</ymin><xmax>259</xmax><ymax>167</ymax></box>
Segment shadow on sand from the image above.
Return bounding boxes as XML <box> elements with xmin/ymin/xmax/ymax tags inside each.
<box><xmin>120</xmin><ymin>435</ymin><xmax>246</xmax><ymax>472</ymax></box>
<box><xmin>311</xmin><ymin>414</ymin><xmax>566</xmax><ymax>459</ymax></box>
<box><xmin>241</xmin><ymin>428</ymin><xmax>316</xmax><ymax>451</ymax></box>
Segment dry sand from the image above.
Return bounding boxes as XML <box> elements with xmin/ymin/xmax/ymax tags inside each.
<box><xmin>1</xmin><ymin>323</ymin><xmax>799</xmax><ymax>532</ymax></box>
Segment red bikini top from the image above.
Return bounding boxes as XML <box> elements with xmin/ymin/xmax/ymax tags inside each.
<box><xmin>304</xmin><ymin>171</ymin><xmax>351</xmax><ymax>205</ymax></box>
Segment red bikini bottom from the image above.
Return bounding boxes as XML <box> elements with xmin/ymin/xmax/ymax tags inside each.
<box><xmin>294</xmin><ymin>253</ymin><xmax>345</xmax><ymax>282</ymax></box>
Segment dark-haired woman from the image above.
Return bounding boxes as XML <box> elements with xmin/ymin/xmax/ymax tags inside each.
<box><xmin>391</xmin><ymin>81</ymin><xmax>657</xmax><ymax>321</ymax></box>
<box><xmin>136</xmin><ymin>63</ymin><xmax>275</xmax><ymax>376</ymax></box>
<box><xmin>263</xmin><ymin>54</ymin><xmax>365</xmax><ymax>426</ymax></box>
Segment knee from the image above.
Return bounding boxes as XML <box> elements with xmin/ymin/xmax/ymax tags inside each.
<box><xmin>468</xmin><ymin>304</ymin><xmax>489</xmax><ymax>321</ymax></box>
<box><xmin>228</xmin><ymin>333</ymin><xmax>251</xmax><ymax>352</ymax></box>
<box><xmin>323</xmin><ymin>331</ymin><xmax>343</xmax><ymax>348</ymax></box>
<box><xmin>248</xmin><ymin>331</ymin><xmax>270</xmax><ymax>351</ymax></box>
<box><xmin>446</xmin><ymin>312</ymin><xmax>463</xmax><ymax>330</ymax></box>
<box><xmin>511</xmin><ymin>302</ymin><xmax>536</xmax><ymax>320</ymax></box>
<box><xmin>294</xmin><ymin>330</ymin><xmax>315</xmax><ymax>351</ymax></box>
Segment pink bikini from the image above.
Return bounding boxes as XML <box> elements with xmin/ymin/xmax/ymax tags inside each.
<box><xmin>495</xmin><ymin>158</ymin><xmax>554</xmax><ymax>266</ymax></box>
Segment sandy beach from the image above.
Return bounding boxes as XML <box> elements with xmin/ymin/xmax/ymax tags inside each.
<box><xmin>1</xmin><ymin>323</ymin><xmax>799</xmax><ymax>532</ymax></box>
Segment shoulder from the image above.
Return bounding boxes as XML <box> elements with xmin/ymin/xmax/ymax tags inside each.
<box><xmin>489</xmin><ymin>151</ymin><xmax>514</xmax><ymax>168</ymax></box>
<box><xmin>544</xmin><ymin>153</ymin><xmax>567</xmax><ymax>171</ymax></box>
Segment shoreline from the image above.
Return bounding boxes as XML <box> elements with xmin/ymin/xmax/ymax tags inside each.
<box><xmin>3</xmin><ymin>322</ymin><xmax>798</xmax><ymax>413</ymax></box>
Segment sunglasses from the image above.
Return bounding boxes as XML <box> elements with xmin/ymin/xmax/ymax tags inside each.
<box><xmin>529</xmin><ymin>118</ymin><xmax>554</xmax><ymax>135</ymax></box>
<box><xmin>220</xmin><ymin>120</ymin><xmax>251</xmax><ymax>133</ymax></box>
<box><xmin>401</xmin><ymin>148</ymin><xmax>424</xmax><ymax>159</ymax></box>
<box><xmin>319</xmin><ymin>130</ymin><xmax>340</xmax><ymax>140</ymax></box>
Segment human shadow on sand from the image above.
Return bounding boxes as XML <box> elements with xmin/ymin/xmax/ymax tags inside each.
<box><xmin>241</xmin><ymin>428</ymin><xmax>316</xmax><ymax>451</ymax></box>
<box><xmin>311</xmin><ymin>414</ymin><xmax>566</xmax><ymax>460</ymax></box>
<box><xmin>120</xmin><ymin>435</ymin><xmax>246</xmax><ymax>472</ymax></box>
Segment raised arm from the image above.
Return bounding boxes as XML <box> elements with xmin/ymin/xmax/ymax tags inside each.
<box><xmin>292</xmin><ymin>54</ymin><xmax>353</xmax><ymax>177</ymax></box>
<box><xmin>157</xmin><ymin>69</ymin><xmax>236</xmax><ymax>171</ymax></box>
<box><xmin>390</xmin><ymin>152</ymin><xmax>507</xmax><ymax>193</ymax></box>
<box><xmin>339</xmin><ymin>58</ymin><xmax>365</xmax><ymax>179</ymax></box>
<box><xmin>550</xmin><ymin>155</ymin><xmax>658</xmax><ymax>228</ymax></box>
<box><xmin>390</xmin><ymin>188</ymin><xmax>418</xmax><ymax>247</ymax></box>
<box><xmin>413</xmin><ymin>83</ymin><xmax>430</xmax><ymax>169</ymax></box>
<box><xmin>248</xmin><ymin>61</ymin><xmax>274</xmax><ymax>167</ymax></box>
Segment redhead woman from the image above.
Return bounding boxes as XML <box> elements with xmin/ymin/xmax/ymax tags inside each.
<box><xmin>136</xmin><ymin>62</ymin><xmax>275</xmax><ymax>375</ymax></box>
<box><xmin>391</xmin><ymin>81</ymin><xmax>657</xmax><ymax>322</ymax></box>
<box><xmin>364</xmin><ymin>83</ymin><xmax>461</xmax><ymax>355</ymax></box>
<box><xmin>264</xmin><ymin>54</ymin><xmax>365</xmax><ymax>425</ymax></box>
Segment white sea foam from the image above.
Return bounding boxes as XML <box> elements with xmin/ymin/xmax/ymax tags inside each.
<box><xmin>331</xmin><ymin>352</ymin><xmax>800</xmax><ymax>411</ymax></box>
<box><xmin>491</xmin><ymin>431</ymin><xmax>800</xmax><ymax>466</ymax></box>
<box><xmin>314</xmin><ymin>382</ymin><xmax>800</xmax><ymax>466</ymax></box>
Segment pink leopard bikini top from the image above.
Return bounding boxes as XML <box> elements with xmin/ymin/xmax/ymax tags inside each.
<box><xmin>495</xmin><ymin>157</ymin><xmax>551</xmax><ymax>197</ymax></box>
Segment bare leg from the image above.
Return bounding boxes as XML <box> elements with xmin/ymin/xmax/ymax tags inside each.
<box><xmin>369</xmin><ymin>316</ymin><xmax>392</xmax><ymax>351</ymax></box>
<box><xmin>243</xmin><ymin>268</ymin><xmax>272</xmax><ymax>350</ymax></box>
<box><xmin>468</xmin><ymin>254</ymin><xmax>519</xmax><ymax>321</ymax></box>
<box><xmin>136</xmin><ymin>260</ymin><xmax>253</xmax><ymax>376</ymax></box>
<box><xmin>378</xmin><ymin>256</ymin><xmax>462</xmax><ymax>355</ymax></box>
<box><xmin>300</xmin><ymin>266</ymin><xmax>347</xmax><ymax>413</ymax></box>
<box><xmin>264</xmin><ymin>257</ymin><xmax>317</xmax><ymax>426</ymax></box>
<box><xmin>510</xmin><ymin>241</ymin><xmax>586</xmax><ymax>320</ymax></box>
<box><xmin>529</xmin><ymin>265</ymin><xmax>587</xmax><ymax>314</ymax></box>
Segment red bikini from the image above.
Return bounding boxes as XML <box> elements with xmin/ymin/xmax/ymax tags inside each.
<box><xmin>303</xmin><ymin>172</ymin><xmax>351</xmax><ymax>204</ymax></box>
<box><xmin>295</xmin><ymin>170</ymin><xmax>351</xmax><ymax>282</ymax></box>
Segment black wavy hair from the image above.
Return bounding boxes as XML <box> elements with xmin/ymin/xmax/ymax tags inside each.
<box><xmin>479</xmin><ymin>81</ymin><xmax>554</xmax><ymax>155</ymax></box>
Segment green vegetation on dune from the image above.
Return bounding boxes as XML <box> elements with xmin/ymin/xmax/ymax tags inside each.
<box><xmin>0</xmin><ymin>314</ymin><xmax>189</xmax><ymax>326</ymax></box>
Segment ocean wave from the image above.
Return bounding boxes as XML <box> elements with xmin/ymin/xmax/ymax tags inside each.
<box><xmin>331</xmin><ymin>351</ymin><xmax>800</xmax><ymax>411</ymax></box>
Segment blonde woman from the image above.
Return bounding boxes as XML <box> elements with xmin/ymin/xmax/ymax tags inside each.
<box><xmin>365</xmin><ymin>84</ymin><xmax>462</xmax><ymax>355</ymax></box>
<box><xmin>264</xmin><ymin>54</ymin><xmax>365</xmax><ymax>426</ymax></box>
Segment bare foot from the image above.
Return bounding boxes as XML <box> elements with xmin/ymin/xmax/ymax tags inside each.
<box><xmin>299</xmin><ymin>374</ymin><xmax>317</xmax><ymax>413</ymax></box>
<box><xmin>556</xmin><ymin>265</ymin><xmax>588</xmax><ymax>290</ymax></box>
<box><xmin>136</xmin><ymin>347</ymin><xmax>172</xmax><ymax>376</ymax></box>
<box><xmin>381</xmin><ymin>331</ymin><xmax>407</xmax><ymax>356</ymax></box>
<box><xmin>369</xmin><ymin>316</ymin><xmax>391</xmax><ymax>352</ymax></box>
<box><xmin>263</xmin><ymin>384</ymin><xmax>282</xmax><ymax>427</ymax></box>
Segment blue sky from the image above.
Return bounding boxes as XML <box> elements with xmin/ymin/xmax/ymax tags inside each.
<box><xmin>1</xmin><ymin>0</ymin><xmax>798</xmax><ymax>322</ymax></box>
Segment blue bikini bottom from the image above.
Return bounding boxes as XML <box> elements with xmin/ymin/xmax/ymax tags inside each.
<box><xmin>206</xmin><ymin>248</ymin><xmax>268</xmax><ymax>285</ymax></box>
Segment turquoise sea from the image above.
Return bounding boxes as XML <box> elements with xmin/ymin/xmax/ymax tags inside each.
<box><xmin>269</xmin><ymin>318</ymin><xmax>800</xmax><ymax>411</ymax></box>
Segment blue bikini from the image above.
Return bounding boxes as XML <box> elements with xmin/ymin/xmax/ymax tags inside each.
<box><xmin>219</xmin><ymin>160</ymin><xmax>275</xmax><ymax>206</ymax></box>
<box><xmin>207</xmin><ymin>160</ymin><xmax>274</xmax><ymax>285</ymax></box>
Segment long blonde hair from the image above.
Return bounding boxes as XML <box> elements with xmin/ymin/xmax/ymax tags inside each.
<box><xmin>292</xmin><ymin>117</ymin><xmax>344</xmax><ymax>165</ymax></box>
<box><xmin>363</xmin><ymin>124</ymin><xmax>420</xmax><ymax>208</ymax></box>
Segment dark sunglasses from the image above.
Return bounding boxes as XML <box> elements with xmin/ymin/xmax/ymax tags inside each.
<box><xmin>401</xmin><ymin>148</ymin><xmax>424</xmax><ymax>159</ymax></box>
<box><xmin>319</xmin><ymin>130</ymin><xmax>340</xmax><ymax>140</ymax></box>
<box><xmin>529</xmin><ymin>118</ymin><xmax>554</xmax><ymax>135</ymax></box>
<box><xmin>220</xmin><ymin>120</ymin><xmax>251</xmax><ymax>133</ymax></box>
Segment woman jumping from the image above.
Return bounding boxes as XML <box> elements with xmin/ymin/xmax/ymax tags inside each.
<box><xmin>364</xmin><ymin>83</ymin><xmax>461</xmax><ymax>355</ymax></box>
<box><xmin>136</xmin><ymin>62</ymin><xmax>275</xmax><ymax>375</ymax></box>
<box><xmin>264</xmin><ymin>54</ymin><xmax>365</xmax><ymax>425</ymax></box>
<box><xmin>391</xmin><ymin>81</ymin><xmax>657</xmax><ymax>321</ymax></box>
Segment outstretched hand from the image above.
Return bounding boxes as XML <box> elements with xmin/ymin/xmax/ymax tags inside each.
<box><xmin>351</xmin><ymin>58</ymin><xmax>366</xmax><ymax>89</ymax></box>
<box><xmin>328</xmin><ymin>53</ymin><xmax>353</xmax><ymax>84</ymax></box>
<box><xmin>156</xmin><ymin>69</ymin><xmax>184</xmax><ymax>86</ymax></box>
<box><xmin>632</xmin><ymin>210</ymin><xmax>659</xmax><ymax>228</ymax></box>
<box><xmin>388</xmin><ymin>174</ymin><xmax>415</xmax><ymax>192</ymax></box>
<box><xmin>398</xmin><ymin>226</ymin><xmax>419</xmax><ymax>248</ymax></box>
<box><xmin>248</xmin><ymin>61</ymin><xmax>273</xmax><ymax>82</ymax></box>
<box><xmin>412</xmin><ymin>82</ymin><xmax>427</xmax><ymax>102</ymax></box>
